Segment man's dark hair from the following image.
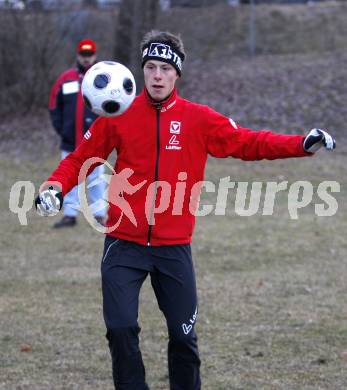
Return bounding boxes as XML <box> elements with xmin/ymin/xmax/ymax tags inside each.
<box><xmin>140</xmin><ymin>30</ymin><xmax>186</xmax><ymax>60</ymax></box>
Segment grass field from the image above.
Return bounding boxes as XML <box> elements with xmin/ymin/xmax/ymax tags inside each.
<box><xmin>1</xmin><ymin>142</ymin><xmax>346</xmax><ymax>389</ymax></box>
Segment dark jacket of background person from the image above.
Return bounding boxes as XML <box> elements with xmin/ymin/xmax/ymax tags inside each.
<box><xmin>49</xmin><ymin>65</ymin><xmax>98</xmax><ymax>152</ymax></box>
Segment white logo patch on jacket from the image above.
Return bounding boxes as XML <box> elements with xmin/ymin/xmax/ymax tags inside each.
<box><xmin>62</xmin><ymin>81</ymin><xmax>79</xmax><ymax>95</ymax></box>
<box><xmin>166</xmin><ymin>121</ymin><xmax>182</xmax><ymax>150</ymax></box>
<box><xmin>170</xmin><ymin>121</ymin><xmax>181</xmax><ymax>134</ymax></box>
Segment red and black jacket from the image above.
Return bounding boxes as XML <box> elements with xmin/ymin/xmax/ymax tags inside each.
<box><xmin>49</xmin><ymin>66</ymin><xmax>98</xmax><ymax>152</ymax></box>
<box><xmin>47</xmin><ymin>88</ymin><xmax>310</xmax><ymax>246</ymax></box>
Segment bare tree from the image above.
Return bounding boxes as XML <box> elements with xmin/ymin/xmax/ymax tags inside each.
<box><xmin>114</xmin><ymin>0</ymin><xmax>159</xmax><ymax>88</ymax></box>
<box><xmin>0</xmin><ymin>8</ymin><xmax>83</xmax><ymax>116</ymax></box>
<box><xmin>83</xmin><ymin>0</ymin><xmax>98</xmax><ymax>8</ymax></box>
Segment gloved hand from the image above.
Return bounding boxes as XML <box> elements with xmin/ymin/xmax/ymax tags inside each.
<box><xmin>35</xmin><ymin>186</ymin><xmax>63</xmax><ymax>217</ymax></box>
<box><xmin>303</xmin><ymin>128</ymin><xmax>336</xmax><ymax>153</ymax></box>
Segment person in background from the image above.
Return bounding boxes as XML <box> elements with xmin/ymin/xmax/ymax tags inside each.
<box><xmin>48</xmin><ymin>38</ymin><xmax>106</xmax><ymax>228</ymax></box>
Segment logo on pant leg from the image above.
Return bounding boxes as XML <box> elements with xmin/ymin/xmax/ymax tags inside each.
<box><xmin>182</xmin><ymin>306</ymin><xmax>198</xmax><ymax>335</ymax></box>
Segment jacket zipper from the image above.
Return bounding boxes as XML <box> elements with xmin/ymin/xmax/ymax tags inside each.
<box><xmin>147</xmin><ymin>105</ymin><xmax>161</xmax><ymax>246</ymax></box>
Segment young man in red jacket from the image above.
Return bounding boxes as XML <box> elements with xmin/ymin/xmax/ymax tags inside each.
<box><xmin>36</xmin><ymin>31</ymin><xmax>335</xmax><ymax>389</ymax></box>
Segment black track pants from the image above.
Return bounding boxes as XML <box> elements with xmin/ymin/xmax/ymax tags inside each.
<box><xmin>101</xmin><ymin>236</ymin><xmax>201</xmax><ymax>390</ymax></box>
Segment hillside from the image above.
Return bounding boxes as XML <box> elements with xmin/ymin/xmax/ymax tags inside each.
<box><xmin>1</xmin><ymin>1</ymin><xmax>347</xmax><ymax>160</ymax></box>
<box><xmin>162</xmin><ymin>2</ymin><xmax>347</xmax><ymax>138</ymax></box>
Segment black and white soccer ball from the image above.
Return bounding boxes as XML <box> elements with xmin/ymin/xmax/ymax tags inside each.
<box><xmin>82</xmin><ymin>61</ymin><xmax>136</xmax><ymax>117</ymax></box>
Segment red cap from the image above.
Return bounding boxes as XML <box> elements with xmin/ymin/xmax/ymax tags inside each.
<box><xmin>77</xmin><ymin>39</ymin><xmax>96</xmax><ymax>55</ymax></box>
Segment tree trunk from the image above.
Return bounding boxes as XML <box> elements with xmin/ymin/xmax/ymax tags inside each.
<box><xmin>114</xmin><ymin>0</ymin><xmax>159</xmax><ymax>90</ymax></box>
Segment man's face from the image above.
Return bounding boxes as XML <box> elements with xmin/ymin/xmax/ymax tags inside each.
<box><xmin>77</xmin><ymin>53</ymin><xmax>96</xmax><ymax>69</ymax></box>
<box><xmin>143</xmin><ymin>60</ymin><xmax>179</xmax><ymax>102</ymax></box>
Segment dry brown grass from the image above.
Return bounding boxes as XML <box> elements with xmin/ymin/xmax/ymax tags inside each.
<box><xmin>1</xmin><ymin>144</ymin><xmax>346</xmax><ymax>389</ymax></box>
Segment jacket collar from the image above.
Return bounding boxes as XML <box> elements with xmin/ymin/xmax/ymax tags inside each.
<box><xmin>142</xmin><ymin>88</ymin><xmax>177</xmax><ymax>112</ymax></box>
<box><xmin>76</xmin><ymin>61</ymin><xmax>96</xmax><ymax>75</ymax></box>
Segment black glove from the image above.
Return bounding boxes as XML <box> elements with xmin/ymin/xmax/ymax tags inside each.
<box><xmin>303</xmin><ymin>128</ymin><xmax>336</xmax><ymax>153</ymax></box>
<box><xmin>35</xmin><ymin>186</ymin><xmax>63</xmax><ymax>217</ymax></box>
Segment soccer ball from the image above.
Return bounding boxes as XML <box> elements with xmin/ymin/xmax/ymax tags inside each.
<box><xmin>82</xmin><ymin>61</ymin><xmax>136</xmax><ymax>117</ymax></box>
